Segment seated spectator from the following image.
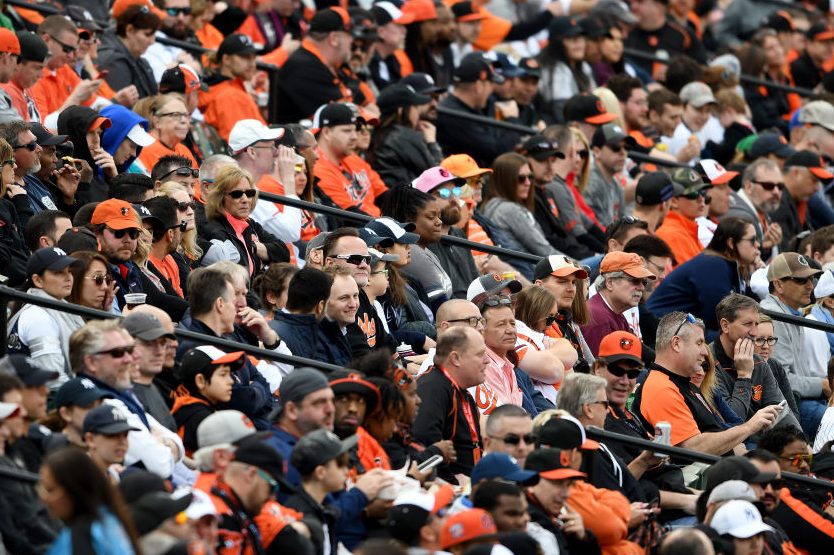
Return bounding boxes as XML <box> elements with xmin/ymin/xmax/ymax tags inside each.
<box><xmin>136</xmin><ymin>93</ymin><xmax>198</xmax><ymax>173</ymax></box>
<box><xmin>42</xmin><ymin>376</ymin><xmax>107</xmax><ymax>449</ymax></box>
<box><xmin>151</xmin><ymin>155</ymin><xmax>197</xmax><ymax>194</ymax></box>
<box><xmin>329</xmin><ymin>372</ymin><xmax>390</xmax><ymax>471</ymax></box>
<box><xmin>481</xmin><ymin>152</ymin><xmax>560</xmax><ymax>258</ymax></box>
<box><xmin>655</xmin><ymin>168</ymin><xmax>713</xmax><ymax>267</ymax></box>
<box><xmin>24</xmin><ymin>210</ymin><xmax>72</xmax><ymax>253</ymax></box>
<box><xmin>711</xmin><ymin>293</ymin><xmax>800</xmax><ymax>429</ymax></box>
<box><xmin>649</xmin><ymin>217</ymin><xmax>763</xmax><ymax>339</ymax></box>
<box><xmin>66</xmin><ymin>250</ymin><xmax>117</xmax><ymax>313</ymax></box>
<box><xmin>157</xmin><ymin>181</ymin><xmax>201</xmax><ymax>291</ymax></box>
<box><xmin>631</xmin><ymin>172</ymin><xmax>674</xmax><ymax>233</ymax></box>
<box><xmin>82</xmin><ymin>403</ymin><xmax>137</xmax><ymax>476</ymax></box>
<box><xmin>538</xmin><ymin>18</ymin><xmax>596</xmax><ymax>122</ymax></box>
<box><xmin>68</xmin><ymin>319</ymin><xmax>184</xmax><ymax>477</ymax></box>
<box><xmin>663</xmin><ymin>82</ymin><xmax>723</xmax><ymax>165</ymax></box>
<box><xmin>692</xmin><ymin>345</ymin><xmax>745</xmax><ymax>429</ymax></box>
<box><xmin>142</xmin><ymin>196</ymin><xmax>187</xmax><ymax>298</ymax></box>
<box><xmin>318</xmin><ymin>266</ymin><xmax>362</xmax><ymax>366</ymax></box>
<box><xmin>760</xmin><ymin>252</ymin><xmax>829</xmax><ymax>439</ymax></box>
<box><xmin>710</xmin><ymin>499</ymin><xmax>775</xmax><ymax>555</ymax></box>
<box><xmin>97</xmin><ymin>4</ymin><xmax>160</xmax><ymax>100</ymax></box>
<box><xmin>171</xmin><ymin>346</ymin><xmax>244</xmax><ymax>455</ymax></box>
<box><xmin>723</xmin><ymin>158</ymin><xmax>785</xmax><ymax>260</ymax></box>
<box><xmin>7</xmin><ymin>247</ymin><xmax>84</xmax><ymax>386</ymax></box>
<box><xmin>584</xmin><ymin>123</ymin><xmax>633</xmax><ymax>228</ymax></box>
<box><xmin>0</xmin><ymin>136</ymin><xmax>29</xmax><ymax>286</ymax></box>
<box><xmin>581</xmin><ymin>251</ymin><xmax>655</xmax><ymax>355</ymax></box>
<box><xmin>100</xmin><ymin>103</ymin><xmax>156</xmax><ymax>175</ymax></box>
<box><xmin>57</xmin><ymin>105</ymin><xmax>116</xmax><ymax>203</ymax></box>
<box><xmin>253</xmin><ymin>262</ymin><xmax>298</xmax><ymax>321</ymax></box>
<box><xmin>482</xmin><ymin>404</ymin><xmax>534</xmax><ymax>468</ymax></box>
<box><xmin>633</xmin><ymin>312</ymin><xmax>779</xmax><ymax>455</ymax></box>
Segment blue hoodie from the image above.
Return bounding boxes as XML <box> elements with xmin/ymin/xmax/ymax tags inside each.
<box><xmin>100</xmin><ymin>104</ymin><xmax>151</xmax><ymax>173</ymax></box>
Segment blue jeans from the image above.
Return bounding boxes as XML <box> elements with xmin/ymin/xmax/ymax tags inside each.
<box><xmin>799</xmin><ymin>399</ymin><xmax>827</xmax><ymax>441</ymax></box>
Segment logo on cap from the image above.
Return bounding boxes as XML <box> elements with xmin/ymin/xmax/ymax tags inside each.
<box><xmin>80</xmin><ymin>378</ymin><xmax>96</xmax><ymax>389</ymax></box>
<box><xmin>53</xmin><ymin>247</ymin><xmax>67</xmax><ymax>256</ymax></box>
<box><xmin>612</xmin><ymin>125</ymin><xmax>623</xmax><ymax>134</ymax></box>
<box><xmin>110</xmin><ymin>407</ymin><xmax>127</xmax><ymax>421</ymax></box>
<box><xmin>139</xmin><ymin>206</ymin><xmax>151</xmax><ymax>216</ymax></box>
<box><xmin>449</xmin><ymin>523</ymin><xmax>465</xmax><ymax>539</ymax></box>
<box><xmin>491</xmin><ymin>272</ymin><xmax>503</xmax><ymax>282</ymax></box>
<box><xmin>439</xmin><ymin>168</ymin><xmax>450</xmax><ymax>178</ymax></box>
<box><xmin>798</xmin><ymin>255</ymin><xmax>809</xmax><ymax>266</ymax></box>
<box><xmin>120</xmin><ymin>207</ymin><xmax>129</xmax><ymax>216</ymax></box>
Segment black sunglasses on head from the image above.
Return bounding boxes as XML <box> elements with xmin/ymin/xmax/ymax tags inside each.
<box><xmin>160</xmin><ymin>166</ymin><xmax>198</xmax><ymax>181</ymax></box>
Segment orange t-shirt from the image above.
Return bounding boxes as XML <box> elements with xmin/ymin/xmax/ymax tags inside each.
<box><xmin>357</xmin><ymin>425</ymin><xmax>391</xmax><ymax>471</ymax></box>
<box><xmin>654</xmin><ymin>211</ymin><xmax>702</xmax><ymax>267</ymax></box>
<box><xmin>29</xmin><ymin>65</ymin><xmax>94</xmax><ymax>120</ymax></box>
<box><xmin>198</xmin><ymin>77</ymin><xmax>265</xmax><ymax>142</ymax></box>
<box><xmin>148</xmin><ymin>253</ymin><xmax>183</xmax><ymax>297</ymax></box>
<box><xmin>312</xmin><ymin>149</ymin><xmax>387</xmax><ymax>217</ymax></box>
<box><xmin>137</xmin><ymin>132</ymin><xmax>197</xmax><ymax>175</ymax></box>
<box><xmin>637</xmin><ymin>369</ymin><xmax>701</xmax><ymax>445</ymax></box>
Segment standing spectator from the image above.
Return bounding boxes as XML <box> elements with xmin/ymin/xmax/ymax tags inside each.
<box><xmin>583</xmin><ymin>123</ymin><xmax>632</xmax><ymax>227</ymax></box>
<box><xmin>97</xmin><ymin>4</ymin><xmax>160</xmax><ymax>100</ymax></box>
<box><xmin>655</xmin><ymin>168</ymin><xmax>712</xmax><ymax>267</ymax></box>
<box><xmin>760</xmin><ymin>253</ymin><xmax>830</xmax><ymax>439</ymax></box>
<box><xmin>581</xmin><ymin>251</ymin><xmax>655</xmax><ymax>355</ymax></box>
<box><xmin>539</xmin><ymin>17</ymin><xmax>595</xmax><ymax>122</ymax></box>
<box><xmin>771</xmin><ymin>151</ymin><xmax>834</xmax><ymax>250</ymax></box>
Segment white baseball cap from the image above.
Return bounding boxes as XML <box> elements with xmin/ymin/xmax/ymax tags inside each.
<box><xmin>698</xmin><ymin>159</ymin><xmax>738</xmax><ymax>185</ymax></box>
<box><xmin>0</xmin><ymin>402</ymin><xmax>19</xmax><ymax>420</ymax></box>
<box><xmin>228</xmin><ymin>119</ymin><xmax>285</xmax><ymax>153</ymax></box>
<box><xmin>706</xmin><ymin>480</ymin><xmax>757</xmax><ymax>505</ymax></box>
<box><xmin>126</xmin><ymin>124</ymin><xmax>155</xmax><ymax>147</ymax></box>
<box><xmin>711</xmin><ymin>500</ymin><xmax>774</xmax><ymax>538</ymax></box>
<box><xmin>816</xmin><ymin>270</ymin><xmax>834</xmax><ymax>299</ymax></box>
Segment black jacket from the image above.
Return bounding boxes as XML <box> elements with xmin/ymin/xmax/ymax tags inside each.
<box><xmin>790</xmin><ymin>51</ymin><xmax>825</xmax><ymax>91</ymax></box>
<box><xmin>533</xmin><ymin>185</ymin><xmax>594</xmax><ymax>259</ymax></box>
<box><xmin>427</xmin><ymin>227</ymin><xmax>479</xmax><ymax>300</ymax></box>
<box><xmin>316</xmin><ymin>318</ymin><xmax>354</xmax><ymax>368</ymax></box>
<box><xmin>0</xmin><ymin>196</ymin><xmax>30</xmax><ymax>287</ymax></box>
<box><xmin>97</xmin><ymin>33</ymin><xmax>158</xmax><ymax>99</ymax></box>
<box><xmin>283</xmin><ymin>489</ymin><xmax>340</xmax><ymax>555</ymax></box>
<box><xmin>437</xmin><ymin>94</ymin><xmax>522</xmax><ymax>167</ymax></box>
<box><xmin>275</xmin><ymin>44</ymin><xmax>348</xmax><ymax>123</ymax></box>
<box><xmin>270</xmin><ymin>311</ymin><xmax>320</xmax><ymax>359</ymax></box>
<box><xmin>368</xmin><ymin>125</ymin><xmax>442</xmax><ymax>188</ymax></box>
<box><xmin>201</xmin><ymin>214</ymin><xmax>290</xmax><ymax>281</ymax></box>
<box><xmin>0</xmin><ymin>454</ymin><xmax>60</xmax><ymax>554</ymax></box>
<box><xmin>57</xmin><ymin>106</ymin><xmax>110</xmax><ymax>202</ymax></box>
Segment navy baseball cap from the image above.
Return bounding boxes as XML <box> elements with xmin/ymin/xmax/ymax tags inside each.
<box><xmin>357</xmin><ymin>227</ymin><xmax>395</xmax><ymax>248</ymax></box>
<box><xmin>26</xmin><ymin>246</ymin><xmax>78</xmax><ymax>277</ymax></box>
<box><xmin>401</xmin><ymin>72</ymin><xmax>445</xmax><ymax>94</ymax></box>
<box><xmin>365</xmin><ymin>217</ymin><xmax>420</xmax><ymax>245</ymax></box>
<box><xmin>83</xmin><ymin>405</ymin><xmax>140</xmax><ymax>435</ymax></box>
<box><xmin>55</xmin><ymin>377</ymin><xmax>109</xmax><ymax>408</ymax></box>
<box><xmin>471</xmin><ymin>453</ymin><xmax>539</xmax><ymax>486</ymax></box>
<box><xmin>2</xmin><ymin>354</ymin><xmax>58</xmax><ymax>387</ymax></box>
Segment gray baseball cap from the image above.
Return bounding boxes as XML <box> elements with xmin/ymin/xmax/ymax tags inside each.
<box><xmin>291</xmin><ymin>429</ymin><xmax>358</xmax><ymax>475</ymax></box>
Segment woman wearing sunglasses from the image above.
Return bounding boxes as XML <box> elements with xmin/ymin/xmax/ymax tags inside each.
<box><xmin>482</xmin><ymin>152</ymin><xmax>561</xmax><ymax>265</ymax></box>
<box><xmin>68</xmin><ymin>251</ymin><xmax>118</xmax><ymax>313</ymax></box>
<box><xmin>7</xmin><ymin>247</ymin><xmax>86</xmax><ymax>387</ymax></box>
<box><xmin>648</xmin><ymin>216</ymin><xmax>763</xmax><ymax>340</ymax></box>
<box><xmin>136</xmin><ymin>93</ymin><xmax>198</xmax><ymax>174</ymax></box>
<box><xmin>202</xmin><ymin>165</ymin><xmax>290</xmax><ymax>281</ymax></box>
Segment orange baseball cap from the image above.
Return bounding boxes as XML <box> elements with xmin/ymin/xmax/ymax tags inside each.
<box><xmin>88</xmin><ymin>116</ymin><xmax>112</xmax><ymax>132</ymax></box>
<box><xmin>439</xmin><ymin>508</ymin><xmax>498</xmax><ymax>549</ymax></box>
<box><xmin>90</xmin><ymin>199</ymin><xmax>141</xmax><ymax>230</ymax></box>
<box><xmin>599</xmin><ymin>251</ymin><xmax>656</xmax><ymax>280</ymax></box>
<box><xmin>401</xmin><ymin>0</ymin><xmax>438</xmax><ymax>22</ymax></box>
<box><xmin>525</xmin><ymin>447</ymin><xmax>588</xmax><ymax>480</ymax></box>
<box><xmin>112</xmin><ymin>0</ymin><xmax>166</xmax><ymax>20</ymax></box>
<box><xmin>598</xmin><ymin>331</ymin><xmax>643</xmax><ymax>365</ymax></box>
<box><xmin>441</xmin><ymin>153</ymin><xmax>492</xmax><ymax>179</ymax></box>
<box><xmin>533</xmin><ymin>254</ymin><xmax>589</xmax><ymax>281</ymax></box>
<box><xmin>0</xmin><ymin>28</ymin><xmax>20</xmax><ymax>55</ymax></box>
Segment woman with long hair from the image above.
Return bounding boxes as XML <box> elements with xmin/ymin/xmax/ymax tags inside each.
<box><xmin>691</xmin><ymin>350</ymin><xmax>743</xmax><ymax>428</ymax></box>
<box><xmin>67</xmin><ymin>251</ymin><xmax>117</xmax><ymax>313</ymax></box>
<box><xmin>137</xmin><ymin>93</ymin><xmax>198</xmax><ymax>173</ymax></box>
<box><xmin>7</xmin><ymin>248</ymin><xmax>85</xmax><ymax>387</ymax></box>
<box><xmin>648</xmin><ymin>217</ymin><xmax>762</xmax><ymax>339</ymax></box>
<box><xmin>202</xmin><ymin>164</ymin><xmax>291</xmax><ymax>281</ymax></box>
<box><xmin>40</xmin><ymin>447</ymin><xmax>140</xmax><ymax>554</ymax></box>
<box><xmin>481</xmin><ymin>152</ymin><xmax>559</xmax><ymax>258</ymax></box>
<box><xmin>538</xmin><ymin>17</ymin><xmax>596</xmax><ymax>121</ymax></box>
<box><xmin>0</xmin><ymin>137</ymin><xmax>30</xmax><ymax>285</ymax></box>
<box><xmin>158</xmin><ymin>181</ymin><xmax>202</xmax><ymax>295</ymax></box>
<box><xmin>253</xmin><ymin>262</ymin><xmax>298</xmax><ymax>320</ymax></box>
<box><xmin>587</xmin><ymin>16</ymin><xmax>625</xmax><ymax>86</ymax></box>
<box><xmin>367</xmin><ymin>83</ymin><xmax>442</xmax><ymax>187</ymax></box>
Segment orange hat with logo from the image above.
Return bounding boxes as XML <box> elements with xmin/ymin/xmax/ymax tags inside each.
<box><xmin>112</xmin><ymin>0</ymin><xmax>166</xmax><ymax>20</ymax></box>
<box><xmin>90</xmin><ymin>199</ymin><xmax>141</xmax><ymax>230</ymax></box>
<box><xmin>439</xmin><ymin>508</ymin><xmax>498</xmax><ymax>549</ymax></box>
<box><xmin>599</xmin><ymin>252</ymin><xmax>656</xmax><ymax>280</ymax></box>
<box><xmin>401</xmin><ymin>0</ymin><xmax>438</xmax><ymax>22</ymax></box>
<box><xmin>598</xmin><ymin>331</ymin><xmax>642</xmax><ymax>365</ymax></box>
<box><xmin>0</xmin><ymin>28</ymin><xmax>21</xmax><ymax>55</ymax></box>
<box><xmin>441</xmin><ymin>154</ymin><xmax>493</xmax><ymax>179</ymax></box>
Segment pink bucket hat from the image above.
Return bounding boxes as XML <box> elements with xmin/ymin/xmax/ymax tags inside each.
<box><xmin>411</xmin><ymin>166</ymin><xmax>465</xmax><ymax>194</ymax></box>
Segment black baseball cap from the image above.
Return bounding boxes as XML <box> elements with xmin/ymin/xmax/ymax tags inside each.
<box><xmin>492</xmin><ymin>53</ymin><xmax>524</xmax><ymax>78</ymax></box>
<box><xmin>785</xmin><ymin>150</ymin><xmax>834</xmax><ymax>181</ymax></box>
<box><xmin>130</xmin><ymin>490</ymin><xmax>193</xmax><ymax>535</ymax></box>
<box><xmin>451</xmin><ymin>0</ymin><xmax>487</xmax><ymax>21</ymax></box>
<box><xmin>65</xmin><ymin>5</ymin><xmax>104</xmax><ymax>32</ymax></box>
<box><xmin>310</xmin><ymin>7</ymin><xmax>353</xmax><ymax>33</ymax></box>
<box><xmin>749</xmin><ymin>132</ymin><xmax>795</xmax><ymax>159</ymax></box>
<box><xmin>400</xmin><ymin>72</ymin><xmax>445</xmax><ymax>94</ymax></box>
<box><xmin>142</xmin><ymin>196</ymin><xmax>181</xmax><ymax>231</ymax></box>
<box><xmin>83</xmin><ymin>404</ymin><xmax>141</xmax><ymax>435</ymax></box>
<box><xmin>522</xmin><ymin>134</ymin><xmax>564</xmax><ymax>161</ymax></box>
<box><xmin>133</xmin><ymin>203</ymin><xmax>164</xmax><ymax>231</ymax></box>
<box><xmin>291</xmin><ymin>429</ymin><xmax>358</xmax><ymax>475</ymax></box>
<box><xmin>536</xmin><ymin>415</ymin><xmax>600</xmax><ymax>450</ymax></box>
<box><xmin>159</xmin><ymin>64</ymin><xmax>208</xmax><ymax>93</ymax></box>
<box><xmin>765</xmin><ymin>10</ymin><xmax>795</xmax><ymax>33</ymax></box>
<box><xmin>56</xmin><ymin>226</ymin><xmax>98</xmax><ymax>254</ymax></box>
<box><xmin>635</xmin><ymin>171</ymin><xmax>675</xmax><ymax>206</ymax></box>
<box><xmin>232</xmin><ymin>435</ymin><xmax>287</xmax><ymax>483</ymax></box>
<box><xmin>518</xmin><ymin>57</ymin><xmax>541</xmax><ymax>79</ymax></box>
<box><xmin>807</xmin><ymin>21</ymin><xmax>834</xmax><ymax>41</ymax></box>
<box><xmin>217</xmin><ymin>33</ymin><xmax>258</xmax><ymax>58</ymax></box>
<box><xmin>329</xmin><ymin>370</ymin><xmax>381</xmax><ymax>415</ymax></box>
<box><xmin>31</xmin><ymin>122</ymin><xmax>68</xmax><ymax>147</ymax></box>
<box><xmin>549</xmin><ymin>16</ymin><xmax>584</xmax><ymax>38</ymax></box>
<box><xmin>704</xmin><ymin>456</ymin><xmax>776</xmax><ymax>492</ymax></box>
<box><xmin>312</xmin><ymin>103</ymin><xmax>357</xmax><ymax>131</ymax></box>
<box><xmin>16</xmin><ymin>31</ymin><xmax>48</xmax><ymax>63</ymax></box>
<box><xmin>3</xmin><ymin>354</ymin><xmax>58</xmax><ymax>387</ymax></box>
<box><xmin>454</xmin><ymin>52</ymin><xmax>504</xmax><ymax>84</ymax></box>
<box><xmin>563</xmin><ymin>93</ymin><xmax>617</xmax><ymax>124</ymax></box>
<box><xmin>176</xmin><ymin>345</ymin><xmax>246</xmax><ymax>383</ymax></box>
<box><xmin>591</xmin><ymin>123</ymin><xmax>635</xmax><ymax>148</ymax></box>
<box><xmin>54</xmin><ymin>377</ymin><xmax>109</xmax><ymax>408</ymax></box>
<box><xmin>579</xmin><ymin>15</ymin><xmax>608</xmax><ymax>39</ymax></box>
<box><xmin>365</xmin><ymin>217</ymin><xmax>420</xmax><ymax>244</ymax></box>
<box><xmin>356</xmin><ymin>227</ymin><xmax>395</xmax><ymax>248</ymax></box>
<box><xmin>26</xmin><ymin>246</ymin><xmax>79</xmax><ymax>277</ymax></box>
<box><xmin>377</xmin><ymin>83</ymin><xmax>431</xmax><ymax>114</ymax></box>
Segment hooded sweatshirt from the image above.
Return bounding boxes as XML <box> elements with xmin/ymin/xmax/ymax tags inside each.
<box><xmin>100</xmin><ymin>104</ymin><xmax>152</xmax><ymax>173</ymax></box>
<box><xmin>57</xmin><ymin>105</ymin><xmax>109</xmax><ymax>203</ymax></box>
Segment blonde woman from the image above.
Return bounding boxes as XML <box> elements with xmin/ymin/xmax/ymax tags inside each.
<box><xmin>691</xmin><ymin>350</ymin><xmax>742</xmax><ymax>427</ymax></box>
<box><xmin>202</xmin><ymin>164</ymin><xmax>291</xmax><ymax>280</ymax></box>
<box><xmin>158</xmin><ymin>181</ymin><xmax>202</xmax><ymax>294</ymax></box>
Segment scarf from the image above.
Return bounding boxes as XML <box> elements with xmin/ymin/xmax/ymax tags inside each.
<box><xmin>811</xmin><ymin>303</ymin><xmax>834</xmax><ymax>355</ymax></box>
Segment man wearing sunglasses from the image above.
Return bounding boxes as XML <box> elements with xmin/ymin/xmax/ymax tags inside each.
<box><xmin>724</xmin><ymin>158</ymin><xmax>785</xmax><ymax>258</ymax></box>
<box><xmin>142</xmin><ymin>0</ymin><xmax>197</xmax><ymax>82</ymax></box>
<box><xmin>761</xmin><ymin>252</ymin><xmax>830</xmax><ymax>439</ymax></box>
<box><xmin>655</xmin><ymin>168</ymin><xmax>713</xmax><ymax>267</ymax></box>
<box><xmin>482</xmin><ymin>404</ymin><xmax>534</xmax><ymax>468</ymax></box>
<box><xmin>585</xmin><ymin>123</ymin><xmax>635</xmax><ymax>228</ymax></box>
<box><xmin>90</xmin><ymin>199</ymin><xmax>146</xmax><ymax>312</ymax></box>
<box><xmin>771</xmin><ymin>150</ymin><xmax>834</xmax><ymax>251</ymax></box>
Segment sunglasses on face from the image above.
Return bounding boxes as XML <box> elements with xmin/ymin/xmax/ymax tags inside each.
<box><xmin>108</xmin><ymin>227</ymin><xmax>140</xmax><ymax>240</ymax></box>
<box><xmin>14</xmin><ymin>141</ymin><xmax>37</xmax><ymax>151</ymax></box>
<box><xmin>607</xmin><ymin>364</ymin><xmax>642</xmax><ymax>379</ymax></box>
<box><xmin>436</xmin><ymin>187</ymin><xmax>461</xmax><ymax>199</ymax></box>
<box><xmin>49</xmin><ymin>34</ymin><xmax>77</xmax><ymax>54</ymax></box>
<box><xmin>752</xmin><ymin>180</ymin><xmax>785</xmax><ymax>191</ymax></box>
<box><xmin>681</xmin><ymin>190</ymin><xmax>710</xmax><ymax>201</ymax></box>
<box><xmin>94</xmin><ymin>345</ymin><xmax>135</xmax><ymax>358</ymax></box>
<box><xmin>765</xmin><ymin>478</ymin><xmax>785</xmax><ymax>490</ymax></box>
<box><xmin>331</xmin><ymin>254</ymin><xmax>372</xmax><ymax>266</ymax></box>
<box><xmin>491</xmin><ymin>433</ymin><xmax>536</xmax><ymax>445</ymax></box>
<box><xmin>160</xmin><ymin>166</ymin><xmax>198</xmax><ymax>181</ymax></box>
<box><xmin>780</xmin><ymin>453</ymin><xmax>812</xmax><ymax>468</ymax></box>
<box><xmin>166</xmin><ymin>6</ymin><xmax>192</xmax><ymax>15</ymax></box>
<box><xmin>620</xmin><ymin>276</ymin><xmax>649</xmax><ymax>287</ymax></box>
<box><xmin>608</xmin><ymin>143</ymin><xmax>627</xmax><ymax>153</ymax></box>
<box><xmin>176</xmin><ymin>200</ymin><xmax>196</xmax><ymax>211</ymax></box>
<box><xmin>517</xmin><ymin>173</ymin><xmax>533</xmax><ymax>183</ymax></box>
<box><xmin>784</xmin><ymin>276</ymin><xmax>816</xmax><ymax>286</ymax></box>
<box><xmin>86</xmin><ymin>273</ymin><xmax>113</xmax><ymax>287</ymax></box>
<box><xmin>227</xmin><ymin>189</ymin><xmax>257</xmax><ymax>199</ymax></box>
<box><xmin>577</xmin><ymin>149</ymin><xmax>589</xmax><ymax>159</ymax></box>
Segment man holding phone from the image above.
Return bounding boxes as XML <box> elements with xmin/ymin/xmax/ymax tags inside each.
<box><xmin>711</xmin><ymin>293</ymin><xmax>800</xmax><ymax>431</ymax></box>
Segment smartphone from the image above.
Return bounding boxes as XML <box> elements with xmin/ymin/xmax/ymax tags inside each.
<box><xmin>772</xmin><ymin>400</ymin><xmax>789</xmax><ymax>426</ymax></box>
<box><xmin>417</xmin><ymin>454</ymin><xmax>444</xmax><ymax>473</ymax></box>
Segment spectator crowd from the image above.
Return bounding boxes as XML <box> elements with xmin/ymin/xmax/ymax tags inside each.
<box><xmin>5</xmin><ymin>0</ymin><xmax>834</xmax><ymax>553</ymax></box>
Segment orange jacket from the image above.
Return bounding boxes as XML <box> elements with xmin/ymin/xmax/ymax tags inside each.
<box><xmin>29</xmin><ymin>65</ymin><xmax>94</xmax><ymax>120</ymax></box>
<box><xmin>357</xmin><ymin>425</ymin><xmax>391</xmax><ymax>471</ymax></box>
<box><xmin>198</xmin><ymin>77</ymin><xmax>265</xmax><ymax>142</ymax></box>
<box><xmin>137</xmin><ymin>132</ymin><xmax>197</xmax><ymax>174</ymax></box>
<box><xmin>654</xmin><ymin>211</ymin><xmax>703</xmax><ymax>267</ymax></box>
<box><xmin>568</xmin><ymin>481</ymin><xmax>642</xmax><ymax>555</ymax></box>
<box><xmin>313</xmin><ymin>149</ymin><xmax>387</xmax><ymax>217</ymax></box>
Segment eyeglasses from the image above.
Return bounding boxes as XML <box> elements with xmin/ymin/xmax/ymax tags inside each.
<box><xmin>371</xmin><ymin>268</ymin><xmax>389</xmax><ymax>276</ymax></box>
<box><xmin>590</xmin><ymin>400</ymin><xmax>610</xmax><ymax>409</ymax></box>
<box><xmin>94</xmin><ymin>345</ymin><xmax>135</xmax><ymax>358</ymax></box>
<box><xmin>86</xmin><ymin>273</ymin><xmax>113</xmax><ymax>287</ymax></box>
<box><xmin>49</xmin><ymin>34</ymin><xmax>77</xmax><ymax>54</ymax></box>
<box><xmin>446</xmin><ymin>316</ymin><xmax>487</xmax><ymax>328</ymax></box>
<box><xmin>227</xmin><ymin>189</ymin><xmax>257</xmax><ymax>199</ymax></box>
<box><xmin>780</xmin><ymin>453</ymin><xmax>812</xmax><ymax>468</ymax></box>
<box><xmin>176</xmin><ymin>200</ymin><xmax>196</xmax><ymax>211</ymax></box>
<box><xmin>330</xmin><ymin>254</ymin><xmax>372</xmax><ymax>266</ymax></box>
<box><xmin>166</xmin><ymin>6</ymin><xmax>191</xmax><ymax>15</ymax></box>
<box><xmin>607</xmin><ymin>364</ymin><xmax>642</xmax><ymax>379</ymax></box>
<box><xmin>1</xmin><ymin>159</ymin><xmax>13</xmax><ymax>167</ymax></box>
<box><xmin>159</xmin><ymin>166</ymin><xmax>198</xmax><ymax>181</ymax></box>
<box><xmin>784</xmin><ymin>276</ymin><xmax>816</xmax><ymax>286</ymax></box>
<box><xmin>577</xmin><ymin>149</ymin><xmax>589</xmax><ymax>159</ymax></box>
<box><xmin>545</xmin><ymin>314</ymin><xmax>559</xmax><ymax>327</ymax></box>
<box><xmin>753</xmin><ymin>180</ymin><xmax>786</xmax><ymax>191</ymax></box>
<box><xmin>738</xmin><ymin>236</ymin><xmax>761</xmax><ymax>245</ymax></box>
<box><xmin>250</xmin><ymin>141</ymin><xmax>280</xmax><ymax>150</ymax></box>
<box><xmin>517</xmin><ymin>173</ymin><xmax>533</xmax><ymax>183</ymax></box>
<box><xmin>753</xmin><ymin>336</ymin><xmax>778</xmax><ymax>347</ymax></box>
<box><xmin>673</xmin><ymin>313</ymin><xmax>697</xmax><ymax>337</ymax></box>
<box><xmin>108</xmin><ymin>228</ymin><xmax>140</xmax><ymax>240</ymax></box>
<box><xmin>156</xmin><ymin>111</ymin><xmax>189</xmax><ymax>120</ymax></box>
<box><xmin>436</xmin><ymin>187</ymin><xmax>461</xmax><ymax>199</ymax></box>
<box><xmin>490</xmin><ymin>433</ymin><xmax>536</xmax><ymax>445</ymax></box>
<box><xmin>14</xmin><ymin>141</ymin><xmax>37</xmax><ymax>151</ymax></box>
